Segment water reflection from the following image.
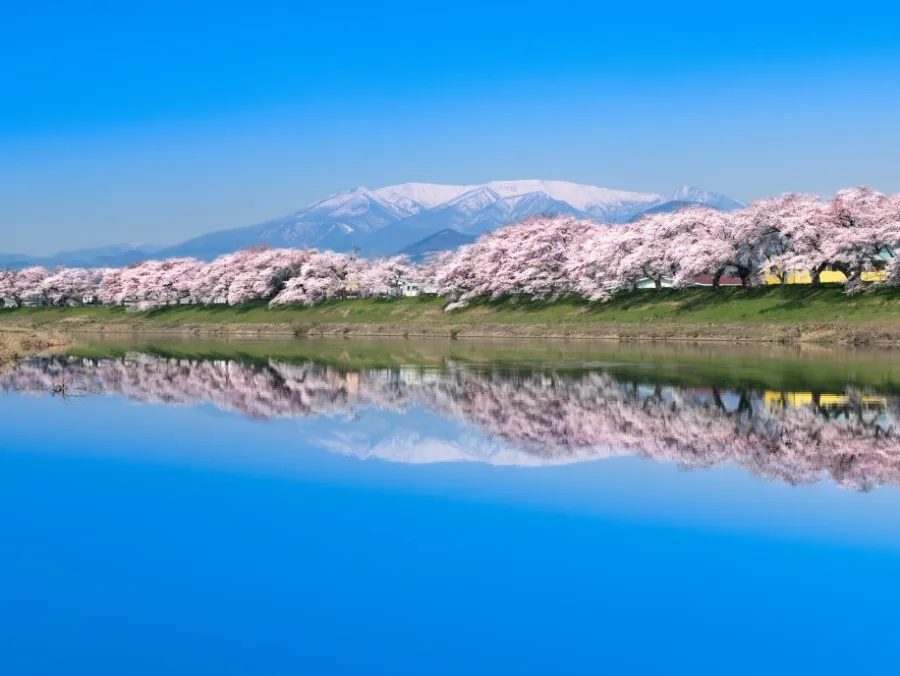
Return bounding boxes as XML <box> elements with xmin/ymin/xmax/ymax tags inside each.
<box><xmin>4</xmin><ymin>354</ymin><xmax>900</xmax><ymax>491</ymax></box>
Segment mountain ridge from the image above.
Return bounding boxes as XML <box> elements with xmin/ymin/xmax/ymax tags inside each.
<box><xmin>1</xmin><ymin>181</ymin><xmax>743</xmax><ymax>267</ymax></box>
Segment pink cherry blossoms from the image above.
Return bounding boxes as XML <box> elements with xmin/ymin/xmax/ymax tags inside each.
<box><xmin>1</xmin><ymin>186</ymin><xmax>899</xmax><ymax>311</ymax></box>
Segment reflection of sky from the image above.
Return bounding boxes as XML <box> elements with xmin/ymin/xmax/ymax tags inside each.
<box><xmin>3</xmin><ymin>392</ymin><xmax>900</xmax><ymax>674</ymax></box>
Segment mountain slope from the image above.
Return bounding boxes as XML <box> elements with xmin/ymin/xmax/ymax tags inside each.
<box><xmin>397</xmin><ymin>229</ymin><xmax>477</xmax><ymax>261</ymax></box>
<box><xmin>159</xmin><ymin>187</ymin><xmax>418</xmax><ymax>259</ymax></box>
<box><xmin>670</xmin><ymin>186</ymin><xmax>744</xmax><ymax>211</ymax></box>
<box><xmin>627</xmin><ymin>186</ymin><xmax>745</xmax><ymax>222</ymax></box>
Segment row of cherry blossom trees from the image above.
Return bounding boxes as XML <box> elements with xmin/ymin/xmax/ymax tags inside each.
<box><xmin>0</xmin><ymin>246</ymin><xmax>417</xmax><ymax>309</ymax></box>
<box><xmin>1</xmin><ymin>186</ymin><xmax>899</xmax><ymax>310</ymax></box>
<box><xmin>436</xmin><ymin>185</ymin><xmax>900</xmax><ymax>307</ymax></box>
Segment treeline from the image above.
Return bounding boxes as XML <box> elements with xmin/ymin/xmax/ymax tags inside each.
<box><xmin>2</xmin><ymin>186</ymin><xmax>898</xmax><ymax>310</ymax></box>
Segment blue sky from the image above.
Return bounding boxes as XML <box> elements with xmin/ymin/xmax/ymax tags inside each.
<box><xmin>4</xmin><ymin>0</ymin><xmax>900</xmax><ymax>254</ymax></box>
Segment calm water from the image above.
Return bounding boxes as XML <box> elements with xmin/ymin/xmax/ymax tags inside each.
<box><xmin>3</xmin><ymin>338</ymin><xmax>900</xmax><ymax>675</ymax></box>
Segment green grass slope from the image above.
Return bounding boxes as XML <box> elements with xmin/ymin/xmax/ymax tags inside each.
<box><xmin>5</xmin><ymin>286</ymin><xmax>900</xmax><ymax>343</ymax></box>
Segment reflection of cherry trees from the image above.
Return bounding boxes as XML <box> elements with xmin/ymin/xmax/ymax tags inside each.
<box><xmin>4</xmin><ymin>356</ymin><xmax>900</xmax><ymax>491</ymax></box>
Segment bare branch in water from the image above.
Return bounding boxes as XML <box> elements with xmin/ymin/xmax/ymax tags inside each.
<box><xmin>44</xmin><ymin>377</ymin><xmax>104</xmax><ymax>400</ymax></box>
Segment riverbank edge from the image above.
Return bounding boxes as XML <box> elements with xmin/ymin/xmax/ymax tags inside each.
<box><xmin>4</xmin><ymin>316</ymin><xmax>900</xmax><ymax>346</ymax></box>
<box><xmin>0</xmin><ymin>328</ymin><xmax>70</xmax><ymax>363</ymax></box>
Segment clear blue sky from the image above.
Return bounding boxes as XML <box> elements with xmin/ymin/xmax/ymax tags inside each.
<box><xmin>4</xmin><ymin>0</ymin><xmax>900</xmax><ymax>254</ymax></box>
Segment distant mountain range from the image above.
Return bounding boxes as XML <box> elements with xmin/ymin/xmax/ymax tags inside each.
<box><xmin>0</xmin><ymin>243</ymin><xmax>163</xmax><ymax>271</ymax></box>
<box><xmin>1</xmin><ymin>181</ymin><xmax>743</xmax><ymax>268</ymax></box>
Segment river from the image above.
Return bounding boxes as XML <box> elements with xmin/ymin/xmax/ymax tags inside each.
<box><xmin>2</xmin><ymin>337</ymin><xmax>899</xmax><ymax>674</ymax></box>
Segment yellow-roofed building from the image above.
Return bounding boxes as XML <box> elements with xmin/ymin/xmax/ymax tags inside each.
<box><xmin>763</xmin><ymin>267</ymin><xmax>887</xmax><ymax>285</ymax></box>
<box><xmin>764</xmin><ymin>391</ymin><xmax>886</xmax><ymax>408</ymax></box>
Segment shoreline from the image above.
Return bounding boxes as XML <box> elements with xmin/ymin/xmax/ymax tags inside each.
<box><xmin>4</xmin><ymin>317</ymin><xmax>900</xmax><ymax>346</ymax></box>
<box><xmin>5</xmin><ymin>288</ymin><xmax>900</xmax><ymax>346</ymax></box>
<box><xmin>0</xmin><ymin>328</ymin><xmax>70</xmax><ymax>363</ymax></box>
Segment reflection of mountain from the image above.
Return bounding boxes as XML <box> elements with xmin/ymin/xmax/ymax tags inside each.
<box><xmin>4</xmin><ymin>355</ymin><xmax>900</xmax><ymax>491</ymax></box>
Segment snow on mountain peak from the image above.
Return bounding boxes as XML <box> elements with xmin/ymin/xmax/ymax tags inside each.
<box><xmin>672</xmin><ymin>186</ymin><xmax>716</xmax><ymax>202</ymax></box>
<box><xmin>305</xmin><ymin>187</ymin><xmax>374</xmax><ymax>212</ymax></box>
<box><xmin>371</xmin><ymin>182</ymin><xmax>474</xmax><ymax>210</ymax></box>
<box><xmin>444</xmin><ymin>186</ymin><xmax>503</xmax><ymax>213</ymax></box>
<box><xmin>485</xmin><ymin>180</ymin><xmax>662</xmax><ymax>212</ymax></box>
<box><xmin>310</xmin><ymin>179</ymin><xmax>665</xmax><ymax>217</ymax></box>
<box><xmin>671</xmin><ymin>185</ymin><xmax>745</xmax><ymax>209</ymax></box>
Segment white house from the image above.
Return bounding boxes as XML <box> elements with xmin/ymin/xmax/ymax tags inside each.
<box><xmin>402</xmin><ymin>282</ymin><xmax>437</xmax><ymax>297</ymax></box>
<box><xmin>635</xmin><ymin>277</ymin><xmax>676</xmax><ymax>289</ymax></box>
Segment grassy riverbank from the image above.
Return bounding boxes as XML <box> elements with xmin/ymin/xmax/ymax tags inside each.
<box><xmin>5</xmin><ymin>286</ymin><xmax>900</xmax><ymax>344</ymax></box>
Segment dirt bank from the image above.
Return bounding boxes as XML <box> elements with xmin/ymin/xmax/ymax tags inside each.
<box><xmin>9</xmin><ymin>315</ymin><xmax>900</xmax><ymax>346</ymax></box>
<box><xmin>0</xmin><ymin>329</ymin><xmax>70</xmax><ymax>363</ymax></box>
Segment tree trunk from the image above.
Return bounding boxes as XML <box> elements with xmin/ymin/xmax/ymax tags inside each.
<box><xmin>712</xmin><ymin>269</ymin><xmax>723</xmax><ymax>290</ymax></box>
<box><xmin>654</xmin><ymin>278</ymin><xmax>662</xmax><ymax>291</ymax></box>
<box><xmin>737</xmin><ymin>390</ymin><xmax>752</xmax><ymax>415</ymax></box>
<box><xmin>811</xmin><ymin>263</ymin><xmax>827</xmax><ymax>287</ymax></box>
<box><xmin>712</xmin><ymin>386</ymin><xmax>726</xmax><ymax>411</ymax></box>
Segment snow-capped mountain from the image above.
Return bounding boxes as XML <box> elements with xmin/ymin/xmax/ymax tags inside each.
<box><xmin>670</xmin><ymin>185</ymin><xmax>745</xmax><ymax>211</ymax></box>
<box><xmin>484</xmin><ymin>180</ymin><xmax>662</xmax><ymax>219</ymax></box>
<box><xmin>2</xmin><ymin>181</ymin><xmax>743</xmax><ymax>266</ymax></box>
<box><xmin>160</xmin><ymin>186</ymin><xmax>423</xmax><ymax>258</ymax></box>
<box><xmin>158</xmin><ymin>180</ymin><xmax>674</xmax><ymax>259</ymax></box>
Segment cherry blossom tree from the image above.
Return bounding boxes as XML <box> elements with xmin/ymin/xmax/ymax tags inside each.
<box><xmin>15</xmin><ymin>267</ymin><xmax>51</xmax><ymax>306</ymax></box>
<box><xmin>670</xmin><ymin>207</ymin><xmax>765</xmax><ymax>289</ymax></box>
<box><xmin>566</xmin><ymin>223</ymin><xmax>635</xmax><ymax>300</ymax></box>
<box><xmin>487</xmin><ymin>215</ymin><xmax>592</xmax><ymax>300</ymax></box>
<box><xmin>358</xmin><ymin>256</ymin><xmax>415</xmax><ymax>298</ymax></box>
<box><xmin>270</xmin><ymin>251</ymin><xmax>361</xmax><ymax>306</ymax></box>
<box><xmin>741</xmin><ymin>193</ymin><xmax>821</xmax><ymax>284</ymax></box>
<box><xmin>0</xmin><ymin>270</ymin><xmax>21</xmax><ymax>308</ymax></box>
<box><xmin>225</xmin><ymin>247</ymin><xmax>311</xmax><ymax>305</ymax></box>
<box><xmin>820</xmin><ymin>187</ymin><xmax>900</xmax><ymax>290</ymax></box>
<box><xmin>41</xmin><ymin>267</ymin><xmax>104</xmax><ymax>306</ymax></box>
<box><xmin>434</xmin><ymin>215</ymin><xmax>593</xmax><ymax>309</ymax></box>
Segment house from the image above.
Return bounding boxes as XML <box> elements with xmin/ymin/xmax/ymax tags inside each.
<box><xmin>402</xmin><ymin>281</ymin><xmax>437</xmax><ymax>297</ymax></box>
<box><xmin>634</xmin><ymin>277</ymin><xmax>676</xmax><ymax>289</ymax></box>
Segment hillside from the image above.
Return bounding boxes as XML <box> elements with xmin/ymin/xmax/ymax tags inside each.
<box><xmin>398</xmin><ymin>229</ymin><xmax>476</xmax><ymax>261</ymax></box>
